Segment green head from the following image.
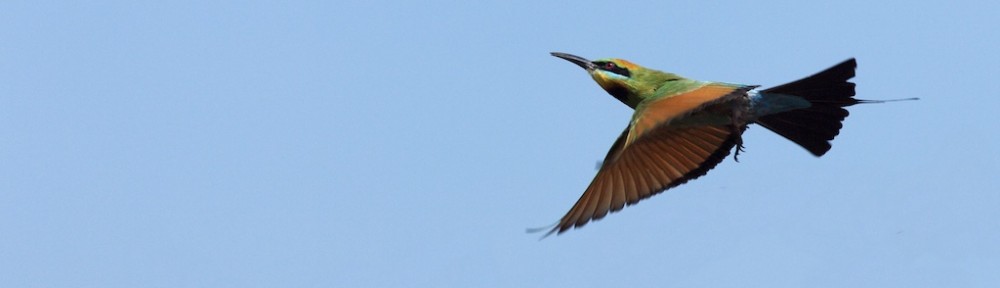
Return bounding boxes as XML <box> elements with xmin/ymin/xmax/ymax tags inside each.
<box><xmin>551</xmin><ymin>52</ymin><xmax>681</xmax><ymax>107</ymax></box>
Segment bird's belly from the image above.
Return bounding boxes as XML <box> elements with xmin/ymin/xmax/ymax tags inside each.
<box><xmin>670</xmin><ymin>97</ymin><xmax>751</xmax><ymax>127</ymax></box>
<box><xmin>671</xmin><ymin>113</ymin><xmax>732</xmax><ymax>126</ymax></box>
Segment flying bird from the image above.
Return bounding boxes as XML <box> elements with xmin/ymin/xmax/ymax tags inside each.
<box><xmin>541</xmin><ymin>52</ymin><xmax>914</xmax><ymax>236</ymax></box>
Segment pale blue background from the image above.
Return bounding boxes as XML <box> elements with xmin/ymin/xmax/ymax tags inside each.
<box><xmin>2</xmin><ymin>1</ymin><xmax>998</xmax><ymax>287</ymax></box>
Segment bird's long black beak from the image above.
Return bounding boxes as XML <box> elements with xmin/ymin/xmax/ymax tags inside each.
<box><xmin>551</xmin><ymin>52</ymin><xmax>594</xmax><ymax>71</ymax></box>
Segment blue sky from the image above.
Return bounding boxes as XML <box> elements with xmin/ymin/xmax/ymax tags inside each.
<box><xmin>2</xmin><ymin>1</ymin><xmax>998</xmax><ymax>287</ymax></box>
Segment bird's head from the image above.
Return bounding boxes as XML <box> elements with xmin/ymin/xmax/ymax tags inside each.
<box><xmin>551</xmin><ymin>52</ymin><xmax>673</xmax><ymax>107</ymax></box>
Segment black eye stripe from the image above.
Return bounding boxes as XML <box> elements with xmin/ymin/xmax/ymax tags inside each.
<box><xmin>593</xmin><ymin>61</ymin><xmax>631</xmax><ymax>77</ymax></box>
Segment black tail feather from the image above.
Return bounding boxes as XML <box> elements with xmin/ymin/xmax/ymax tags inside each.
<box><xmin>757</xmin><ymin>59</ymin><xmax>859</xmax><ymax>157</ymax></box>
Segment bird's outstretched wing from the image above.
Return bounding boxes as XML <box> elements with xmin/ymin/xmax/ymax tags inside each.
<box><xmin>548</xmin><ymin>84</ymin><xmax>753</xmax><ymax>236</ymax></box>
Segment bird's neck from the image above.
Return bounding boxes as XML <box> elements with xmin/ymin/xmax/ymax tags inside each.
<box><xmin>603</xmin><ymin>70</ymin><xmax>688</xmax><ymax>108</ymax></box>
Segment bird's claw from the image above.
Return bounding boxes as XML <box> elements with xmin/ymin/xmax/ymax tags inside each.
<box><xmin>734</xmin><ymin>142</ymin><xmax>745</xmax><ymax>162</ymax></box>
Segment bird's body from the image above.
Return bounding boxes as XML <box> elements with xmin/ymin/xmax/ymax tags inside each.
<box><xmin>543</xmin><ymin>52</ymin><xmax>912</xmax><ymax>236</ymax></box>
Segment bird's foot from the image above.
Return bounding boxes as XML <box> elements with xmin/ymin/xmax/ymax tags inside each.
<box><xmin>732</xmin><ymin>126</ymin><xmax>746</xmax><ymax>162</ymax></box>
<box><xmin>734</xmin><ymin>142</ymin><xmax>745</xmax><ymax>162</ymax></box>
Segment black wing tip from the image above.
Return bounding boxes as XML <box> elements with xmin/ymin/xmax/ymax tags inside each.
<box><xmin>526</xmin><ymin>222</ymin><xmax>561</xmax><ymax>239</ymax></box>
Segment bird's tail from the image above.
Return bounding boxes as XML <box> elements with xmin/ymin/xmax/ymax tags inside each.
<box><xmin>755</xmin><ymin>58</ymin><xmax>915</xmax><ymax>156</ymax></box>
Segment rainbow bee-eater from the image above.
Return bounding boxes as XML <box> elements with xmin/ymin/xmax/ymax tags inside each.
<box><xmin>541</xmin><ymin>52</ymin><xmax>914</xmax><ymax>236</ymax></box>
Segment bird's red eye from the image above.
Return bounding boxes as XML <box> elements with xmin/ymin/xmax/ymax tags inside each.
<box><xmin>605</xmin><ymin>62</ymin><xmax>615</xmax><ymax>69</ymax></box>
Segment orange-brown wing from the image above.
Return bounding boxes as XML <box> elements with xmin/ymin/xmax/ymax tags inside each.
<box><xmin>549</xmin><ymin>124</ymin><xmax>741</xmax><ymax>235</ymax></box>
<box><xmin>627</xmin><ymin>84</ymin><xmax>752</xmax><ymax>145</ymax></box>
<box><xmin>549</xmin><ymin>84</ymin><xmax>754</xmax><ymax>235</ymax></box>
